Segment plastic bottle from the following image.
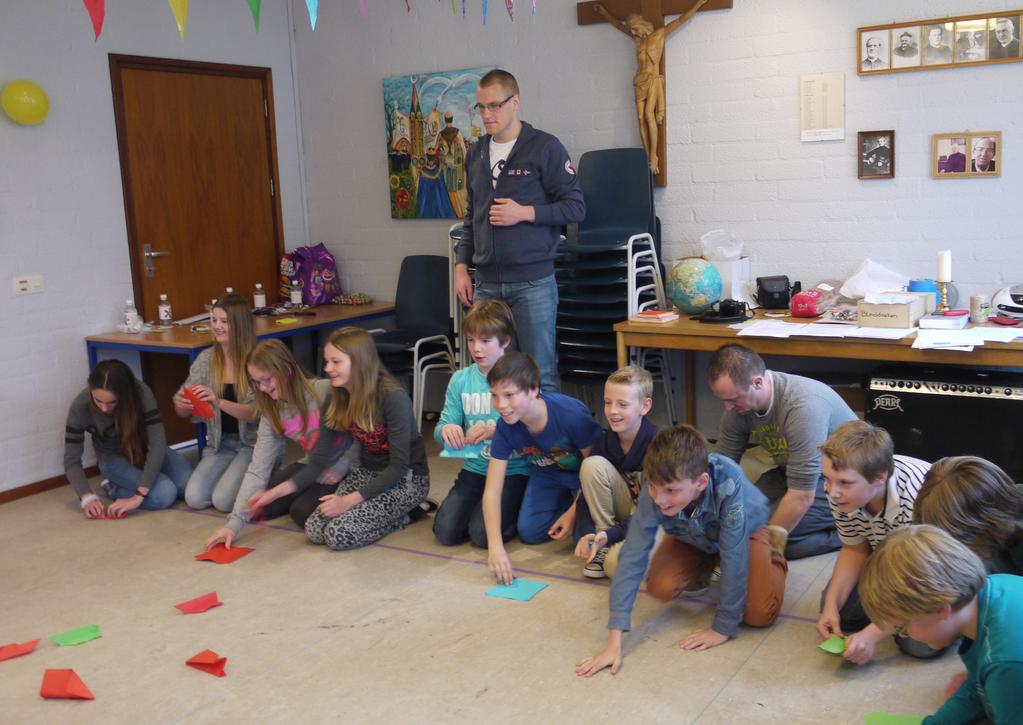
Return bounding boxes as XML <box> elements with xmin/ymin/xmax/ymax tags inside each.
<box><xmin>253</xmin><ymin>283</ymin><xmax>267</xmax><ymax>308</ymax></box>
<box><xmin>123</xmin><ymin>299</ymin><xmax>139</xmax><ymax>327</ymax></box>
<box><xmin>157</xmin><ymin>293</ymin><xmax>173</xmax><ymax>322</ymax></box>
<box><xmin>290</xmin><ymin>279</ymin><xmax>303</xmax><ymax>305</ymax></box>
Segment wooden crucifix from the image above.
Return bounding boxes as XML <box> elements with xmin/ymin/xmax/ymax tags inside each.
<box><xmin>578</xmin><ymin>0</ymin><xmax>731</xmax><ymax>187</ymax></box>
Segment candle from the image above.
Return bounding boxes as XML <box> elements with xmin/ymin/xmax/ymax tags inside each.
<box><xmin>936</xmin><ymin>250</ymin><xmax>952</xmax><ymax>282</ymax></box>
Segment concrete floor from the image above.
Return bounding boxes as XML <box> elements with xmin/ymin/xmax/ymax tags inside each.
<box><xmin>1</xmin><ymin>430</ymin><xmax>958</xmax><ymax>724</ymax></box>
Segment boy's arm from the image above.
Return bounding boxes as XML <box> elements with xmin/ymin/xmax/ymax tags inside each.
<box><xmin>924</xmin><ymin>672</ymin><xmax>986</xmax><ymax>725</ymax></box>
<box><xmin>607</xmin><ymin>492</ymin><xmax>661</xmax><ymax>632</ymax></box>
<box><xmin>434</xmin><ymin>371</ymin><xmax>465</xmax><ymax>446</ymax></box>
<box><xmin>975</xmin><ymin>663</ymin><xmax>1023</xmax><ymax>723</ymax></box>
<box><xmin>817</xmin><ymin>542</ymin><xmax>871</xmax><ymax>638</ymax></box>
<box><xmin>482</xmin><ymin>456</ymin><xmax>512</xmax><ymax>583</ymax></box>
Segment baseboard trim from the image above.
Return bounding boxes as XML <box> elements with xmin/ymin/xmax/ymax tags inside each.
<box><xmin>0</xmin><ymin>467</ymin><xmax>99</xmax><ymax>505</ymax></box>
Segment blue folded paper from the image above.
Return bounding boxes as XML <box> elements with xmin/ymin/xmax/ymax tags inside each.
<box><xmin>440</xmin><ymin>443</ymin><xmax>485</xmax><ymax>459</ymax></box>
<box><xmin>486</xmin><ymin>578</ymin><xmax>548</xmax><ymax>602</ymax></box>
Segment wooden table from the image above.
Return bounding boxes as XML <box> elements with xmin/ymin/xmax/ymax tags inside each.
<box><xmin>86</xmin><ymin>301</ymin><xmax>395</xmax><ymax>368</ymax></box>
<box><xmin>615</xmin><ymin>311</ymin><xmax>1023</xmax><ymax>422</ymax></box>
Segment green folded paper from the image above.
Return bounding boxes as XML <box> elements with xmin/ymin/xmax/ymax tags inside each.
<box><xmin>48</xmin><ymin>624</ymin><xmax>101</xmax><ymax>647</ymax></box>
<box><xmin>819</xmin><ymin>634</ymin><xmax>845</xmax><ymax>654</ymax></box>
<box><xmin>864</xmin><ymin>712</ymin><xmax>923</xmax><ymax>725</ymax></box>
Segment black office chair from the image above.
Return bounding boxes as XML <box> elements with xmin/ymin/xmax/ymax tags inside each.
<box><xmin>373</xmin><ymin>254</ymin><xmax>455</xmax><ymax>430</ymax></box>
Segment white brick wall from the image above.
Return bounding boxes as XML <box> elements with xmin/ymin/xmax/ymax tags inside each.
<box><xmin>0</xmin><ymin>1</ymin><xmax>306</xmax><ymax>493</ymax></box>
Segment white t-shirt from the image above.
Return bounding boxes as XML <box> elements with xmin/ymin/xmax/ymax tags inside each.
<box><xmin>488</xmin><ymin>138</ymin><xmax>516</xmax><ymax>188</ymax></box>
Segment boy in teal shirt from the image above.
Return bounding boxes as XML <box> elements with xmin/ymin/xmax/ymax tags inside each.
<box><xmin>860</xmin><ymin>525</ymin><xmax>1023</xmax><ymax>724</ymax></box>
<box><xmin>433</xmin><ymin>301</ymin><xmax>530</xmax><ymax>546</ymax></box>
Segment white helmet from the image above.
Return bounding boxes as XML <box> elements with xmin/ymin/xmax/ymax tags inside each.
<box><xmin>992</xmin><ymin>285</ymin><xmax>1023</xmax><ymax>320</ymax></box>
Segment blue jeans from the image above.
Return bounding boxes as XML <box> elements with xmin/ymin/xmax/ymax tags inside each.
<box><xmin>516</xmin><ymin>469</ymin><xmax>585</xmax><ymax>545</ymax></box>
<box><xmin>433</xmin><ymin>468</ymin><xmax>529</xmax><ymax>547</ymax></box>
<box><xmin>98</xmin><ymin>448</ymin><xmax>191</xmax><ymax>510</ymax></box>
<box><xmin>475</xmin><ymin>274</ymin><xmax>559</xmax><ymax>392</ymax></box>
<box><xmin>184</xmin><ymin>434</ymin><xmax>253</xmax><ymax>512</ymax></box>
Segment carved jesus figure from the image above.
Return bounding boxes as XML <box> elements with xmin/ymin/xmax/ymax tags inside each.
<box><xmin>594</xmin><ymin>0</ymin><xmax>709</xmax><ymax>175</ymax></box>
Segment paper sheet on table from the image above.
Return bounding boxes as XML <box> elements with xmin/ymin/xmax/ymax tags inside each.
<box><xmin>40</xmin><ymin>669</ymin><xmax>95</xmax><ymax>700</ymax></box>
<box><xmin>844</xmin><ymin>327</ymin><xmax>915</xmax><ymax>340</ymax></box>
<box><xmin>863</xmin><ymin>712</ymin><xmax>923</xmax><ymax>725</ymax></box>
<box><xmin>486</xmin><ymin>578</ymin><xmax>548</xmax><ymax>602</ymax></box>
<box><xmin>971</xmin><ymin>327</ymin><xmax>1023</xmax><ymax>343</ymax></box>
<box><xmin>0</xmin><ymin>638</ymin><xmax>40</xmax><ymax>661</ymax></box>
<box><xmin>736</xmin><ymin>320</ymin><xmax>808</xmax><ymax>338</ymax></box>
<box><xmin>48</xmin><ymin>624</ymin><xmax>101</xmax><ymax>647</ymax></box>
<box><xmin>440</xmin><ymin>443</ymin><xmax>484</xmax><ymax>459</ymax></box>
<box><xmin>174</xmin><ymin>591</ymin><xmax>222</xmax><ymax>614</ymax></box>
<box><xmin>913</xmin><ymin>330</ymin><xmax>978</xmax><ymax>351</ymax></box>
<box><xmin>796</xmin><ymin>323</ymin><xmax>848</xmax><ymax>338</ymax></box>
<box><xmin>186</xmin><ymin>649</ymin><xmax>227</xmax><ymax>677</ymax></box>
<box><xmin>195</xmin><ymin>544</ymin><xmax>254</xmax><ymax>564</ymax></box>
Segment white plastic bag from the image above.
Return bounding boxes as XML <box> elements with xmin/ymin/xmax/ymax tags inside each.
<box><xmin>700</xmin><ymin>229</ymin><xmax>743</xmax><ymax>261</ymax></box>
<box><xmin>839</xmin><ymin>259</ymin><xmax>909</xmax><ymax>300</ymax></box>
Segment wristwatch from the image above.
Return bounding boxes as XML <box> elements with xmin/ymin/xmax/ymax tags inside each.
<box><xmin>135</xmin><ymin>488</ymin><xmax>149</xmax><ymax>498</ymax></box>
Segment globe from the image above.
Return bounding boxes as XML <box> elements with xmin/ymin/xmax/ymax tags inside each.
<box><xmin>666</xmin><ymin>258</ymin><xmax>723</xmax><ymax>314</ymax></box>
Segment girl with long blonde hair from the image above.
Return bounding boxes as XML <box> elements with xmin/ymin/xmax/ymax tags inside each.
<box><xmin>250</xmin><ymin>327</ymin><xmax>430</xmax><ymax>550</ymax></box>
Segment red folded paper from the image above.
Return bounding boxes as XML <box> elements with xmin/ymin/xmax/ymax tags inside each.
<box><xmin>40</xmin><ymin>669</ymin><xmax>94</xmax><ymax>700</ymax></box>
<box><xmin>186</xmin><ymin>649</ymin><xmax>227</xmax><ymax>677</ymax></box>
<box><xmin>174</xmin><ymin>591</ymin><xmax>222</xmax><ymax>614</ymax></box>
<box><xmin>194</xmin><ymin>544</ymin><xmax>253</xmax><ymax>564</ymax></box>
<box><xmin>0</xmin><ymin>638</ymin><xmax>40</xmax><ymax>662</ymax></box>
<box><xmin>183</xmin><ymin>387</ymin><xmax>215</xmax><ymax>419</ymax></box>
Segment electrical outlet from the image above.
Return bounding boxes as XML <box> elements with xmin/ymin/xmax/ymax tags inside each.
<box><xmin>13</xmin><ymin>274</ymin><xmax>44</xmax><ymax>295</ymax></box>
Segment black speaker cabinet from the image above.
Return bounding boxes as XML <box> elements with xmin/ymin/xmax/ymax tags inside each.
<box><xmin>866</xmin><ymin>366</ymin><xmax>1023</xmax><ymax>481</ymax></box>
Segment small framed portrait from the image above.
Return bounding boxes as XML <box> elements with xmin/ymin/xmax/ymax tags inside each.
<box><xmin>858</xmin><ymin>130</ymin><xmax>895</xmax><ymax>179</ymax></box>
<box><xmin>891</xmin><ymin>26</ymin><xmax>921</xmax><ymax>68</ymax></box>
<box><xmin>859</xmin><ymin>29</ymin><xmax>891</xmax><ymax>71</ymax></box>
<box><xmin>988</xmin><ymin>16</ymin><xmax>1022</xmax><ymax>59</ymax></box>
<box><xmin>955</xmin><ymin>19</ymin><xmax>988</xmax><ymax>62</ymax></box>
<box><xmin>922</xmin><ymin>22</ymin><xmax>955</xmax><ymax>65</ymax></box>
<box><xmin>932</xmin><ymin>131</ymin><xmax>1001</xmax><ymax>178</ymax></box>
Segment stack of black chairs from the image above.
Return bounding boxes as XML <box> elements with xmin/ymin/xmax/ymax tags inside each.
<box><xmin>555</xmin><ymin>148</ymin><xmax>662</xmax><ymax>389</ymax></box>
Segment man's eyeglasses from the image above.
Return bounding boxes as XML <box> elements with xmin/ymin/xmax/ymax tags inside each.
<box><xmin>473</xmin><ymin>95</ymin><xmax>514</xmax><ymax>113</ymax></box>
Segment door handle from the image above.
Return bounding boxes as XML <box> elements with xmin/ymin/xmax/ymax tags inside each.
<box><xmin>143</xmin><ymin>243</ymin><xmax>170</xmax><ymax>277</ymax></box>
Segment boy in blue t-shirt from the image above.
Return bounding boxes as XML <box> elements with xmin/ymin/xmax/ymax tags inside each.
<box><xmin>433</xmin><ymin>301</ymin><xmax>531</xmax><ymax>547</ymax></box>
<box><xmin>483</xmin><ymin>352</ymin><xmax>602</xmax><ymax>584</ymax></box>
<box><xmin>860</xmin><ymin>525</ymin><xmax>1023</xmax><ymax>725</ymax></box>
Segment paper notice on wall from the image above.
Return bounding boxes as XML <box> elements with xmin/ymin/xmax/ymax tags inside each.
<box><xmin>800</xmin><ymin>73</ymin><xmax>845</xmax><ymax>142</ymax></box>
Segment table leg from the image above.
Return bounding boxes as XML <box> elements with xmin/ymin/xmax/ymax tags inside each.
<box><xmin>685</xmin><ymin>351</ymin><xmax>696</xmax><ymax>424</ymax></box>
<box><xmin>87</xmin><ymin>342</ymin><xmax>98</xmax><ymax>370</ymax></box>
<box><xmin>616</xmin><ymin>332</ymin><xmax>627</xmax><ymax>368</ymax></box>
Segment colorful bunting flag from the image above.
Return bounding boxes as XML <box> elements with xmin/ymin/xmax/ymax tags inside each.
<box><xmin>405</xmin><ymin>0</ymin><xmax>412</xmax><ymax>12</ymax></box>
<box><xmin>168</xmin><ymin>0</ymin><xmax>189</xmax><ymax>40</ymax></box>
<box><xmin>305</xmin><ymin>0</ymin><xmax>318</xmax><ymax>29</ymax></box>
<box><xmin>82</xmin><ymin>0</ymin><xmax>105</xmax><ymax>40</ymax></box>
<box><xmin>246</xmin><ymin>0</ymin><xmax>262</xmax><ymax>32</ymax></box>
<box><xmin>532</xmin><ymin>0</ymin><xmax>537</xmax><ymax>16</ymax></box>
<box><xmin>505</xmin><ymin>0</ymin><xmax>514</xmax><ymax>21</ymax></box>
<box><xmin>483</xmin><ymin>0</ymin><xmax>488</xmax><ymax>24</ymax></box>
<box><xmin>359</xmin><ymin>0</ymin><xmax>366</xmax><ymax>17</ymax></box>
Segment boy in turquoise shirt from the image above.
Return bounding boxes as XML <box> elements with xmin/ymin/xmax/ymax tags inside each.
<box><xmin>433</xmin><ymin>301</ymin><xmax>530</xmax><ymax>547</ymax></box>
<box><xmin>860</xmin><ymin>525</ymin><xmax>1023</xmax><ymax>724</ymax></box>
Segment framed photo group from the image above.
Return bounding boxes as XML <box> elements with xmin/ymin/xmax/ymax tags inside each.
<box><xmin>858</xmin><ymin>10</ymin><xmax>1022</xmax><ymax>75</ymax></box>
<box><xmin>932</xmin><ymin>131</ymin><xmax>1002</xmax><ymax>178</ymax></box>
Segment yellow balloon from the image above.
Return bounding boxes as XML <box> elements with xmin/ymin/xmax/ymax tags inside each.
<box><xmin>1</xmin><ymin>80</ymin><xmax>50</xmax><ymax>126</ymax></box>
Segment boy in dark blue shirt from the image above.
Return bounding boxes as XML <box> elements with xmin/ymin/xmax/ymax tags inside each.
<box><xmin>483</xmin><ymin>353</ymin><xmax>602</xmax><ymax>584</ymax></box>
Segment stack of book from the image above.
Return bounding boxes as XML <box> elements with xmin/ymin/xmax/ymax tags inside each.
<box><xmin>918</xmin><ymin>312</ymin><xmax>969</xmax><ymax>330</ymax></box>
<box><xmin>630</xmin><ymin>309</ymin><xmax>679</xmax><ymax>323</ymax></box>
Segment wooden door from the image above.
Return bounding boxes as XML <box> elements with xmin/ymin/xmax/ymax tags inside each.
<box><xmin>109</xmin><ymin>55</ymin><xmax>286</xmax><ymax>442</ymax></box>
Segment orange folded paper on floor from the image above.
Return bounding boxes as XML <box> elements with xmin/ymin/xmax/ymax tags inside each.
<box><xmin>0</xmin><ymin>638</ymin><xmax>40</xmax><ymax>662</ymax></box>
<box><xmin>186</xmin><ymin>649</ymin><xmax>227</xmax><ymax>677</ymax></box>
<box><xmin>40</xmin><ymin>669</ymin><xmax>94</xmax><ymax>700</ymax></box>
<box><xmin>174</xmin><ymin>591</ymin><xmax>222</xmax><ymax>614</ymax></box>
<box><xmin>194</xmin><ymin>544</ymin><xmax>253</xmax><ymax>564</ymax></box>
<box><xmin>182</xmin><ymin>387</ymin><xmax>215</xmax><ymax>419</ymax></box>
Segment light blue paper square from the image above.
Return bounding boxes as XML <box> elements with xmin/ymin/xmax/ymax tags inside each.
<box><xmin>485</xmin><ymin>578</ymin><xmax>548</xmax><ymax>602</ymax></box>
<box><xmin>440</xmin><ymin>443</ymin><xmax>484</xmax><ymax>459</ymax></box>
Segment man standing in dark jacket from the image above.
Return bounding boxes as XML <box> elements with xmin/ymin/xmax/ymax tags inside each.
<box><xmin>454</xmin><ymin>69</ymin><xmax>585</xmax><ymax>392</ymax></box>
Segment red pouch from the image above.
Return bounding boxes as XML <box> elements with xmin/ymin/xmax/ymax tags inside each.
<box><xmin>183</xmin><ymin>387</ymin><xmax>215</xmax><ymax>419</ymax></box>
<box><xmin>791</xmin><ymin>285</ymin><xmax>838</xmax><ymax>317</ymax></box>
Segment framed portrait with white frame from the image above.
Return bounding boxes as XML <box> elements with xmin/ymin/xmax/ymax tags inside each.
<box><xmin>932</xmin><ymin>131</ymin><xmax>1001</xmax><ymax>178</ymax></box>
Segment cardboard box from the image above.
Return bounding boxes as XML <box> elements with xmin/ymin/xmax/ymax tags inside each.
<box><xmin>858</xmin><ymin>296</ymin><xmax>926</xmax><ymax>328</ymax></box>
<box><xmin>884</xmin><ymin>289</ymin><xmax>937</xmax><ymax>314</ymax></box>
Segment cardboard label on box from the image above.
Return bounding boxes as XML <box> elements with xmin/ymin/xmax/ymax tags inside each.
<box><xmin>858</xmin><ymin>296</ymin><xmax>925</xmax><ymax>328</ymax></box>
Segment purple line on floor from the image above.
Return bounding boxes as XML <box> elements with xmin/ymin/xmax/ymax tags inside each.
<box><xmin>167</xmin><ymin>505</ymin><xmax>819</xmax><ymax>624</ymax></box>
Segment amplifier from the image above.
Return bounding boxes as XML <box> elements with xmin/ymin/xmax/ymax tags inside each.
<box><xmin>866</xmin><ymin>366</ymin><xmax>1023</xmax><ymax>481</ymax></box>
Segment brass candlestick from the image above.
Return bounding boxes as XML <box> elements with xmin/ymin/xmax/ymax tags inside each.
<box><xmin>937</xmin><ymin>280</ymin><xmax>951</xmax><ymax>312</ymax></box>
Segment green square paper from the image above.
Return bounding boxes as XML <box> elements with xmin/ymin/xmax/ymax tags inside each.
<box><xmin>48</xmin><ymin>624</ymin><xmax>101</xmax><ymax>647</ymax></box>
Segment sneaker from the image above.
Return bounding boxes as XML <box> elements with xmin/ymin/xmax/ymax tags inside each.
<box><xmin>584</xmin><ymin>547</ymin><xmax>608</xmax><ymax>579</ymax></box>
<box><xmin>681</xmin><ymin>572</ymin><xmax>712</xmax><ymax>598</ymax></box>
<box><xmin>766</xmin><ymin>525</ymin><xmax>789</xmax><ymax>558</ymax></box>
<box><xmin>99</xmin><ymin>479</ymin><xmax>113</xmax><ymax>497</ymax></box>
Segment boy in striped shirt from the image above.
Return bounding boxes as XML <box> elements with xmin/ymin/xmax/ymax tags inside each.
<box><xmin>815</xmin><ymin>420</ymin><xmax>932</xmax><ymax>665</ymax></box>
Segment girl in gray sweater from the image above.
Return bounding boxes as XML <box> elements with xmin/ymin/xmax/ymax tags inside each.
<box><xmin>174</xmin><ymin>294</ymin><xmax>258</xmax><ymax>513</ymax></box>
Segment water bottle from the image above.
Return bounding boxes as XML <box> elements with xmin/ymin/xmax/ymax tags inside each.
<box><xmin>290</xmin><ymin>279</ymin><xmax>303</xmax><ymax>305</ymax></box>
<box><xmin>123</xmin><ymin>299</ymin><xmax>139</xmax><ymax>327</ymax></box>
<box><xmin>253</xmin><ymin>283</ymin><xmax>267</xmax><ymax>308</ymax></box>
<box><xmin>157</xmin><ymin>293</ymin><xmax>173</xmax><ymax>322</ymax></box>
